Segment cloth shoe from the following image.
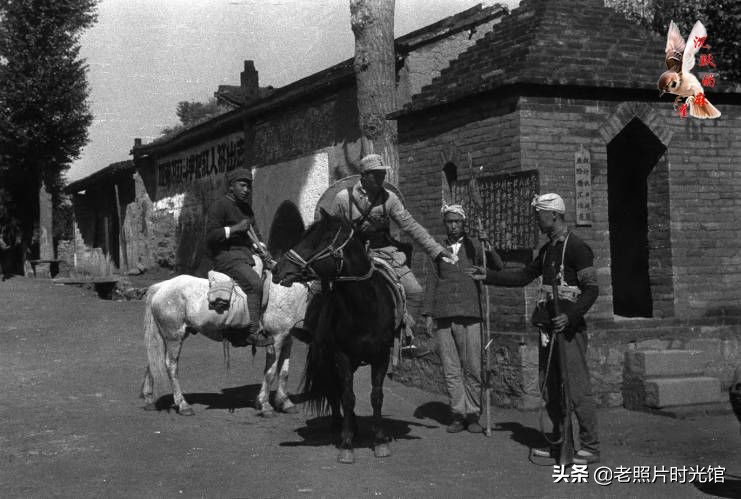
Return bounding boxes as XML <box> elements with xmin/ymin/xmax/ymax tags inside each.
<box><xmin>465</xmin><ymin>414</ymin><xmax>483</xmax><ymax>433</ymax></box>
<box><xmin>572</xmin><ymin>449</ymin><xmax>600</xmax><ymax>465</ymax></box>
<box><xmin>531</xmin><ymin>447</ymin><xmax>557</xmax><ymax>458</ymax></box>
<box><xmin>446</xmin><ymin>416</ymin><xmax>466</xmax><ymax>433</ymax></box>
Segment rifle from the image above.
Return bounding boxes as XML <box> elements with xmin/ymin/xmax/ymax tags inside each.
<box><xmin>552</xmin><ymin>276</ymin><xmax>575</xmax><ymax>465</ymax></box>
<box><xmin>247</xmin><ymin>225</ymin><xmax>276</xmax><ymax>269</ymax></box>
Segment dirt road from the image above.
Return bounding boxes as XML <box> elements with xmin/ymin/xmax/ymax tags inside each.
<box><xmin>1</xmin><ymin>277</ymin><xmax>740</xmax><ymax>498</ymax></box>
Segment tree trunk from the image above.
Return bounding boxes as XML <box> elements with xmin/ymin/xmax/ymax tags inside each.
<box><xmin>350</xmin><ymin>0</ymin><xmax>399</xmax><ymax>185</ymax></box>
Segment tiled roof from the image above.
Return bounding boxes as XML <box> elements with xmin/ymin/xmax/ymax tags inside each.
<box><xmin>66</xmin><ymin>160</ymin><xmax>134</xmax><ymax>192</ymax></box>
<box><xmin>399</xmin><ymin>0</ymin><xmax>716</xmax><ymax>115</ymax></box>
<box><xmin>214</xmin><ymin>85</ymin><xmax>276</xmax><ymax>108</ymax></box>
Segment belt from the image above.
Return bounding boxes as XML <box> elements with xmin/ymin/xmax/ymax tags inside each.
<box><xmin>538</xmin><ymin>284</ymin><xmax>581</xmax><ymax>303</ymax></box>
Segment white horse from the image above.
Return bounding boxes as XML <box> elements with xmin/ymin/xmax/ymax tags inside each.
<box><xmin>140</xmin><ymin>258</ymin><xmax>310</xmax><ymax>417</ymax></box>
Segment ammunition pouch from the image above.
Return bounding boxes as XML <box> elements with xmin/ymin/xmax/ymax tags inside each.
<box><xmin>531</xmin><ymin>285</ymin><xmax>581</xmax><ymax>329</ymax></box>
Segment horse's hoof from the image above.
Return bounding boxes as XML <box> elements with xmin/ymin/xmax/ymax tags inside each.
<box><xmin>142</xmin><ymin>402</ymin><xmax>157</xmax><ymax>411</ymax></box>
<box><xmin>178</xmin><ymin>407</ymin><xmax>195</xmax><ymax>416</ymax></box>
<box><xmin>281</xmin><ymin>404</ymin><xmax>299</xmax><ymax>414</ymax></box>
<box><xmin>337</xmin><ymin>449</ymin><xmax>355</xmax><ymax>464</ymax></box>
<box><xmin>260</xmin><ymin>409</ymin><xmax>276</xmax><ymax>418</ymax></box>
<box><xmin>374</xmin><ymin>443</ymin><xmax>391</xmax><ymax>458</ymax></box>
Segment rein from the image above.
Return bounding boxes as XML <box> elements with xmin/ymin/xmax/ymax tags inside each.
<box><xmin>284</xmin><ymin>225</ymin><xmax>374</xmax><ymax>282</ymax></box>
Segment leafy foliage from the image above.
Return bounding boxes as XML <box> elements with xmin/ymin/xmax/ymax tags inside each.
<box><xmin>159</xmin><ymin>98</ymin><xmax>225</xmax><ymax>138</ymax></box>
<box><xmin>0</xmin><ymin>0</ymin><xmax>98</xmax><ymax>227</ymax></box>
<box><xmin>607</xmin><ymin>0</ymin><xmax>740</xmax><ymax>84</ymax></box>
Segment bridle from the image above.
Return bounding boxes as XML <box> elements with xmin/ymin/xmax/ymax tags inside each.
<box><xmin>284</xmin><ymin>224</ymin><xmax>373</xmax><ymax>282</ymax></box>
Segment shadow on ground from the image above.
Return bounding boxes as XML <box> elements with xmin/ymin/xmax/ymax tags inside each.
<box><xmin>152</xmin><ymin>383</ymin><xmax>262</xmax><ymax>412</ymax></box>
<box><xmin>413</xmin><ymin>401</ymin><xmax>450</xmax><ymax>425</ymax></box>
<box><xmin>494</xmin><ymin>421</ymin><xmax>551</xmax><ymax>450</ymax></box>
<box><xmin>694</xmin><ymin>473</ymin><xmax>741</xmax><ymax>498</ymax></box>
<box><xmin>280</xmin><ymin>415</ymin><xmax>437</xmax><ymax>449</ymax></box>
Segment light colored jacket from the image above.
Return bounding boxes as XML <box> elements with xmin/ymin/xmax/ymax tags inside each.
<box><xmin>331</xmin><ymin>182</ymin><xmax>445</xmax><ymax>260</ymax></box>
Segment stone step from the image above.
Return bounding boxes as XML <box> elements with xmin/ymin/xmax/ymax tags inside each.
<box><xmin>625</xmin><ymin>349</ymin><xmax>706</xmax><ymax>378</ymax></box>
<box><xmin>644</xmin><ymin>377</ymin><xmax>722</xmax><ymax>408</ymax></box>
<box><xmin>642</xmin><ymin>401</ymin><xmax>733</xmax><ymax>420</ymax></box>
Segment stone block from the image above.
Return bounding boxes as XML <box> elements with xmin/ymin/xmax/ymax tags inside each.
<box><xmin>685</xmin><ymin>338</ymin><xmax>721</xmax><ymax>355</ymax></box>
<box><xmin>644</xmin><ymin>377</ymin><xmax>722</xmax><ymax>408</ymax></box>
<box><xmin>625</xmin><ymin>350</ymin><xmax>705</xmax><ymax>378</ymax></box>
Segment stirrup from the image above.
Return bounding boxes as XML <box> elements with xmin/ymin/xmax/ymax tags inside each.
<box><xmin>401</xmin><ymin>344</ymin><xmax>432</xmax><ymax>358</ymax></box>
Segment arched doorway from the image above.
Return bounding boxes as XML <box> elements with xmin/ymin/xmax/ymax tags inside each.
<box><xmin>607</xmin><ymin>117</ymin><xmax>669</xmax><ymax>318</ymax></box>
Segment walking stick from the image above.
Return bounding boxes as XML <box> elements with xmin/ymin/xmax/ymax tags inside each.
<box><xmin>552</xmin><ymin>278</ymin><xmax>575</xmax><ymax>465</ymax></box>
<box><xmin>476</xmin><ymin>216</ymin><xmax>493</xmax><ymax>437</ymax></box>
<box><xmin>466</xmin><ymin>152</ymin><xmax>492</xmax><ymax>437</ymax></box>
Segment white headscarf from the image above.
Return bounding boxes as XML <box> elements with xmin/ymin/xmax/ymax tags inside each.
<box><xmin>441</xmin><ymin>204</ymin><xmax>466</xmax><ymax>219</ymax></box>
<box><xmin>531</xmin><ymin>193</ymin><xmax>565</xmax><ymax>214</ymax></box>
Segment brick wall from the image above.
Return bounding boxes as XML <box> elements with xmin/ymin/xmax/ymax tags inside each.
<box><xmin>398</xmin><ymin>100</ymin><xmax>526</xmax><ymax>325</ymax></box>
<box><xmin>397</xmin><ymin>17</ymin><xmax>503</xmax><ymax>107</ymax></box>
<box><xmin>250</xmin><ymin>87</ymin><xmax>359</xmax><ymax>167</ymax></box>
<box><xmin>519</xmin><ymin>95</ymin><xmax>741</xmax><ymax>320</ymax></box>
<box><xmin>400</xmin><ymin>92</ymin><xmax>741</xmax><ymax>322</ymax></box>
<box><xmin>398</xmin><ymin>92</ymin><xmax>741</xmax><ymax>406</ymax></box>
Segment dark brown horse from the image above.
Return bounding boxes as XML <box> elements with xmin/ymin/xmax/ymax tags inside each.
<box><xmin>272</xmin><ymin>209</ymin><xmax>397</xmax><ymax>463</ymax></box>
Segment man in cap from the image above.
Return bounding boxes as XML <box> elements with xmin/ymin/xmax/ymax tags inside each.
<box><xmin>469</xmin><ymin>193</ymin><xmax>600</xmax><ymax>464</ymax></box>
<box><xmin>291</xmin><ymin>153</ymin><xmax>457</xmax><ymax>351</ymax></box>
<box><xmin>331</xmin><ymin>154</ymin><xmax>456</xmax><ymax>292</ymax></box>
<box><xmin>205</xmin><ymin>167</ymin><xmax>273</xmax><ymax>347</ymax></box>
<box><xmin>423</xmin><ymin>204</ymin><xmax>502</xmax><ymax>433</ymax></box>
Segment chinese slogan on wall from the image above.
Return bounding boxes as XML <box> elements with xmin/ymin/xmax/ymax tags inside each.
<box><xmin>575</xmin><ymin>144</ymin><xmax>592</xmax><ymax>226</ymax></box>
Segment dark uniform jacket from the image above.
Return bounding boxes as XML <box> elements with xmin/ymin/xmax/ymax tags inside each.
<box><xmin>484</xmin><ymin>230</ymin><xmax>598</xmax><ymax>331</ymax></box>
<box><xmin>205</xmin><ymin>195</ymin><xmax>262</xmax><ymax>267</ymax></box>
<box><xmin>424</xmin><ymin>234</ymin><xmax>503</xmax><ymax>320</ymax></box>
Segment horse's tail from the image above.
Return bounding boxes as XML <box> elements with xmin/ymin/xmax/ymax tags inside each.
<box><xmin>301</xmin><ymin>306</ymin><xmax>339</xmax><ymax>416</ymax></box>
<box><xmin>143</xmin><ymin>284</ymin><xmax>168</xmax><ymax>395</ymax></box>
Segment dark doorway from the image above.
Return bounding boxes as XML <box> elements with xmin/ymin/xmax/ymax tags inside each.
<box><xmin>607</xmin><ymin>118</ymin><xmax>666</xmax><ymax>317</ymax></box>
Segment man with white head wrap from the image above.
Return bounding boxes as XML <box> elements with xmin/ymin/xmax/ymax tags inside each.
<box><xmin>469</xmin><ymin>192</ymin><xmax>600</xmax><ymax>465</ymax></box>
<box><xmin>423</xmin><ymin>203</ymin><xmax>502</xmax><ymax>433</ymax></box>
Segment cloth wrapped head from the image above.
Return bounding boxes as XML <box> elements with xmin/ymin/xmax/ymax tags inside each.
<box><xmin>359</xmin><ymin>154</ymin><xmax>390</xmax><ymax>173</ymax></box>
<box><xmin>226</xmin><ymin>167</ymin><xmax>253</xmax><ymax>184</ymax></box>
<box><xmin>531</xmin><ymin>193</ymin><xmax>565</xmax><ymax>214</ymax></box>
<box><xmin>441</xmin><ymin>204</ymin><xmax>466</xmax><ymax>219</ymax></box>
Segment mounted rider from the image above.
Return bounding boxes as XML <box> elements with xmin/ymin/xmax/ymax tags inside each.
<box><xmin>205</xmin><ymin>167</ymin><xmax>275</xmax><ymax>347</ymax></box>
<box><xmin>291</xmin><ymin>153</ymin><xmax>457</xmax><ymax>350</ymax></box>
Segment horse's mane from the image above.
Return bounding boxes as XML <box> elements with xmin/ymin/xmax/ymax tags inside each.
<box><xmin>301</xmin><ymin>210</ymin><xmax>351</xmax><ymax>241</ymax></box>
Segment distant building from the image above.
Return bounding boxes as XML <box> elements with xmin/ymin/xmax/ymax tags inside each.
<box><xmin>128</xmin><ymin>3</ymin><xmax>509</xmax><ymax>275</ymax></box>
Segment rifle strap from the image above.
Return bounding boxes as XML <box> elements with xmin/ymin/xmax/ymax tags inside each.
<box><xmin>347</xmin><ymin>186</ymin><xmax>385</xmax><ymax>229</ymax></box>
<box><xmin>542</xmin><ymin>232</ymin><xmax>571</xmax><ymax>285</ymax></box>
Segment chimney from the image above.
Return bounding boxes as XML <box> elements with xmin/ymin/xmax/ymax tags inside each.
<box><xmin>241</xmin><ymin>60</ymin><xmax>259</xmax><ymax>100</ymax></box>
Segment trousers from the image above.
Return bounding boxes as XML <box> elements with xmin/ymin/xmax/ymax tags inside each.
<box><xmin>435</xmin><ymin>317</ymin><xmax>482</xmax><ymax>417</ymax></box>
<box><xmin>540</xmin><ymin>328</ymin><xmax>599</xmax><ymax>453</ymax></box>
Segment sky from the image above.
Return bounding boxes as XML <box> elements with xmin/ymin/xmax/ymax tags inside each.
<box><xmin>69</xmin><ymin>0</ymin><xmax>521</xmax><ymax>181</ymax></box>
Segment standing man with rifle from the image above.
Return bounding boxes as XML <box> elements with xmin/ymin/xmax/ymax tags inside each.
<box><xmin>468</xmin><ymin>193</ymin><xmax>600</xmax><ymax>465</ymax></box>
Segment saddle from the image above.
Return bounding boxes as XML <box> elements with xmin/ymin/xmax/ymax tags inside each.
<box><xmin>206</xmin><ymin>270</ymin><xmax>253</xmax><ymax>329</ymax></box>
